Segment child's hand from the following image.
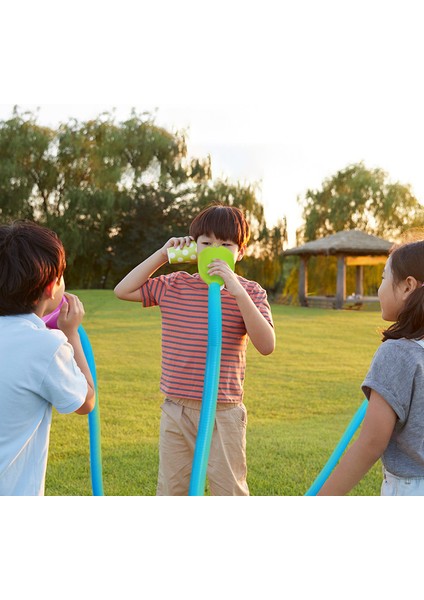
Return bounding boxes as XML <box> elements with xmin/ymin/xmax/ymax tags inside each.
<box><xmin>207</xmin><ymin>259</ymin><xmax>243</xmax><ymax>297</ymax></box>
<box><xmin>161</xmin><ymin>236</ymin><xmax>194</xmax><ymax>257</ymax></box>
<box><xmin>57</xmin><ymin>293</ymin><xmax>85</xmax><ymax>337</ymax></box>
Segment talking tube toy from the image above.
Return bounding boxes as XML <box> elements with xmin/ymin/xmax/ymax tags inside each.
<box><xmin>305</xmin><ymin>399</ymin><xmax>368</xmax><ymax>496</ymax></box>
<box><xmin>42</xmin><ymin>298</ymin><xmax>104</xmax><ymax>496</ymax></box>
<box><xmin>188</xmin><ymin>246</ymin><xmax>235</xmax><ymax>496</ymax></box>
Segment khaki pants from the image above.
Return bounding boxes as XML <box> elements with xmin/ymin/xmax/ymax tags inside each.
<box><xmin>157</xmin><ymin>397</ymin><xmax>249</xmax><ymax>496</ymax></box>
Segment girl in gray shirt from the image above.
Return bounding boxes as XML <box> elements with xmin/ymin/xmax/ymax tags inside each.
<box><xmin>319</xmin><ymin>239</ymin><xmax>424</xmax><ymax>496</ymax></box>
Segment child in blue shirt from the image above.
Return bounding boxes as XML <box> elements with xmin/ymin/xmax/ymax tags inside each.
<box><xmin>0</xmin><ymin>220</ymin><xmax>95</xmax><ymax>495</ymax></box>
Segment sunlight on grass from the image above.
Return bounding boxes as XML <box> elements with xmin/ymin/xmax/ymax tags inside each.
<box><xmin>46</xmin><ymin>291</ymin><xmax>385</xmax><ymax>496</ymax></box>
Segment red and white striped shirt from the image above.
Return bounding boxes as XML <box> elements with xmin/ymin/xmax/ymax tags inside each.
<box><xmin>140</xmin><ymin>271</ymin><xmax>273</xmax><ymax>403</ymax></box>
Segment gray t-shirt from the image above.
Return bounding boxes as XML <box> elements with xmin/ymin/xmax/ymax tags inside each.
<box><xmin>362</xmin><ymin>338</ymin><xmax>424</xmax><ymax>477</ymax></box>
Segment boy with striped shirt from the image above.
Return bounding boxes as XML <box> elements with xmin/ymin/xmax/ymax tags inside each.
<box><xmin>114</xmin><ymin>204</ymin><xmax>275</xmax><ymax>495</ymax></box>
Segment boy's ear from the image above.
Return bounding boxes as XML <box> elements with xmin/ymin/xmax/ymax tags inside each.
<box><xmin>43</xmin><ymin>280</ymin><xmax>56</xmax><ymax>299</ymax></box>
<box><xmin>236</xmin><ymin>245</ymin><xmax>246</xmax><ymax>262</ymax></box>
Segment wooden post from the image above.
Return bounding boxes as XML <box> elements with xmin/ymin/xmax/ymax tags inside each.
<box><xmin>299</xmin><ymin>256</ymin><xmax>308</xmax><ymax>306</ymax></box>
<box><xmin>336</xmin><ymin>255</ymin><xmax>346</xmax><ymax>309</ymax></box>
<box><xmin>355</xmin><ymin>265</ymin><xmax>364</xmax><ymax>296</ymax></box>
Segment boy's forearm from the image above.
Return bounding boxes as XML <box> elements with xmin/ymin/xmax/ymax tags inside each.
<box><xmin>235</xmin><ymin>289</ymin><xmax>275</xmax><ymax>355</ymax></box>
<box><xmin>114</xmin><ymin>249</ymin><xmax>167</xmax><ymax>300</ymax></box>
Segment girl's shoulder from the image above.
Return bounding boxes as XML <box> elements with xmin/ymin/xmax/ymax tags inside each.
<box><xmin>383</xmin><ymin>337</ymin><xmax>424</xmax><ymax>349</ymax></box>
<box><xmin>375</xmin><ymin>338</ymin><xmax>424</xmax><ymax>362</ymax></box>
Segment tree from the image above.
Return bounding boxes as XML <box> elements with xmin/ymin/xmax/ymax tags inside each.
<box><xmin>0</xmin><ymin>107</ymin><xmax>212</xmax><ymax>288</ymax></box>
<box><xmin>0</xmin><ymin>107</ymin><xmax>286</xmax><ymax>293</ymax></box>
<box><xmin>195</xmin><ymin>179</ymin><xmax>266</xmax><ymax>249</ymax></box>
<box><xmin>112</xmin><ymin>178</ymin><xmax>273</xmax><ymax>285</ymax></box>
<box><xmin>298</xmin><ymin>161</ymin><xmax>424</xmax><ymax>242</ymax></box>
<box><xmin>283</xmin><ymin>162</ymin><xmax>424</xmax><ymax>303</ymax></box>
<box><xmin>187</xmin><ymin>181</ymin><xmax>287</xmax><ymax>296</ymax></box>
<box><xmin>0</xmin><ymin>107</ymin><xmax>57</xmax><ymax>221</ymax></box>
<box><xmin>241</xmin><ymin>218</ymin><xmax>288</xmax><ymax>295</ymax></box>
<box><xmin>110</xmin><ymin>111</ymin><xmax>212</xmax><ymax>283</ymax></box>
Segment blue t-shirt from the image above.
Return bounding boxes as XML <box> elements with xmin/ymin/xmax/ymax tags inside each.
<box><xmin>0</xmin><ymin>313</ymin><xmax>87</xmax><ymax>495</ymax></box>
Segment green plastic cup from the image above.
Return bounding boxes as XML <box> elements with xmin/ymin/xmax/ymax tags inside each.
<box><xmin>197</xmin><ymin>246</ymin><xmax>235</xmax><ymax>286</ymax></box>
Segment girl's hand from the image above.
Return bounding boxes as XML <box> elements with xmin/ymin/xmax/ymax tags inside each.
<box><xmin>207</xmin><ymin>259</ymin><xmax>243</xmax><ymax>297</ymax></box>
<box><xmin>57</xmin><ymin>293</ymin><xmax>85</xmax><ymax>336</ymax></box>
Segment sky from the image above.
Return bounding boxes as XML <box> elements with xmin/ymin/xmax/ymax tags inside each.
<box><xmin>2</xmin><ymin>0</ymin><xmax>423</xmax><ymax>578</ymax></box>
<box><xmin>2</xmin><ymin>0</ymin><xmax>424</xmax><ymax>249</ymax></box>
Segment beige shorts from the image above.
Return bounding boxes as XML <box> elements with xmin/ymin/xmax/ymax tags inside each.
<box><xmin>156</xmin><ymin>397</ymin><xmax>249</xmax><ymax>496</ymax></box>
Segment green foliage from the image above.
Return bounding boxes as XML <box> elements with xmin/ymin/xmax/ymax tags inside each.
<box><xmin>196</xmin><ymin>178</ymin><xmax>265</xmax><ymax>241</ymax></box>
<box><xmin>283</xmin><ymin>161</ymin><xmax>424</xmax><ymax>301</ymax></box>
<box><xmin>0</xmin><ymin>107</ymin><xmax>283</xmax><ymax>292</ymax></box>
<box><xmin>239</xmin><ymin>218</ymin><xmax>288</xmax><ymax>297</ymax></box>
<box><xmin>46</xmin><ymin>293</ymin><xmax>384</xmax><ymax>496</ymax></box>
<box><xmin>0</xmin><ymin>107</ymin><xmax>57</xmax><ymax>220</ymax></box>
<box><xmin>299</xmin><ymin>161</ymin><xmax>424</xmax><ymax>242</ymax></box>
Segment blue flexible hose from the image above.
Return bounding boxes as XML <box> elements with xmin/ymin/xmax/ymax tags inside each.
<box><xmin>304</xmin><ymin>399</ymin><xmax>368</xmax><ymax>496</ymax></box>
<box><xmin>78</xmin><ymin>325</ymin><xmax>104</xmax><ymax>496</ymax></box>
<box><xmin>189</xmin><ymin>282</ymin><xmax>222</xmax><ymax>496</ymax></box>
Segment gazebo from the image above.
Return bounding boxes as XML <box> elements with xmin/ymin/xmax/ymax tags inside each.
<box><xmin>284</xmin><ymin>230</ymin><xmax>393</xmax><ymax>309</ymax></box>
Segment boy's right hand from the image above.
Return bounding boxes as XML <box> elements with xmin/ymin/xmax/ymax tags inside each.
<box><xmin>57</xmin><ymin>293</ymin><xmax>85</xmax><ymax>336</ymax></box>
<box><xmin>115</xmin><ymin>237</ymin><xmax>194</xmax><ymax>302</ymax></box>
<box><xmin>161</xmin><ymin>236</ymin><xmax>194</xmax><ymax>258</ymax></box>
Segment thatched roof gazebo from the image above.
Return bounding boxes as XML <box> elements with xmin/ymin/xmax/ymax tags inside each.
<box><xmin>284</xmin><ymin>230</ymin><xmax>393</xmax><ymax>309</ymax></box>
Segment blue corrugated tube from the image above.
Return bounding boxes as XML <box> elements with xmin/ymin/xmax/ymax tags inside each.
<box><xmin>304</xmin><ymin>399</ymin><xmax>368</xmax><ymax>496</ymax></box>
<box><xmin>188</xmin><ymin>282</ymin><xmax>222</xmax><ymax>496</ymax></box>
<box><xmin>43</xmin><ymin>300</ymin><xmax>104</xmax><ymax>495</ymax></box>
<box><xmin>78</xmin><ymin>325</ymin><xmax>104</xmax><ymax>496</ymax></box>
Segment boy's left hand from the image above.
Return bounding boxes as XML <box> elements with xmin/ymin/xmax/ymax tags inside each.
<box><xmin>207</xmin><ymin>259</ymin><xmax>243</xmax><ymax>297</ymax></box>
<box><xmin>57</xmin><ymin>293</ymin><xmax>85</xmax><ymax>336</ymax></box>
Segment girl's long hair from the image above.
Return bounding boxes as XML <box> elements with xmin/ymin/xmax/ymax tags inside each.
<box><xmin>382</xmin><ymin>239</ymin><xmax>424</xmax><ymax>341</ymax></box>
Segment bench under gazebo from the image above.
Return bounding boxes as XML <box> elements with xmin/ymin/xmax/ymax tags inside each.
<box><xmin>284</xmin><ymin>229</ymin><xmax>393</xmax><ymax>309</ymax></box>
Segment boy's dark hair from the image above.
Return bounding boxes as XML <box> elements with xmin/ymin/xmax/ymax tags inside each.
<box><xmin>382</xmin><ymin>240</ymin><xmax>424</xmax><ymax>341</ymax></box>
<box><xmin>0</xmin><ymin>220</ymin><xmax>66</xmax><ymax>316</ymax></box>
<box><xmin>189</xmin><ymin>203</ymin><xmax>250</xmax><ymax>248</ymax></box>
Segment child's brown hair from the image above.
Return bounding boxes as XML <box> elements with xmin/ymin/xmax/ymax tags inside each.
<box><xmin>189</xmin><ymin>204</ymin><xmax>250</xmax><ymax>249</ymax></box>
<box><xmin>0</xmin><ymin>220</ymin><xmax>66</xmax><ymax>315</ymax></box>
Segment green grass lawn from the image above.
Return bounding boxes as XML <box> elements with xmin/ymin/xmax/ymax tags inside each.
<box><xmin>46</xmin><ymin>290</ymin><xmax>385</xmax><ymax>496</ymax></box>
